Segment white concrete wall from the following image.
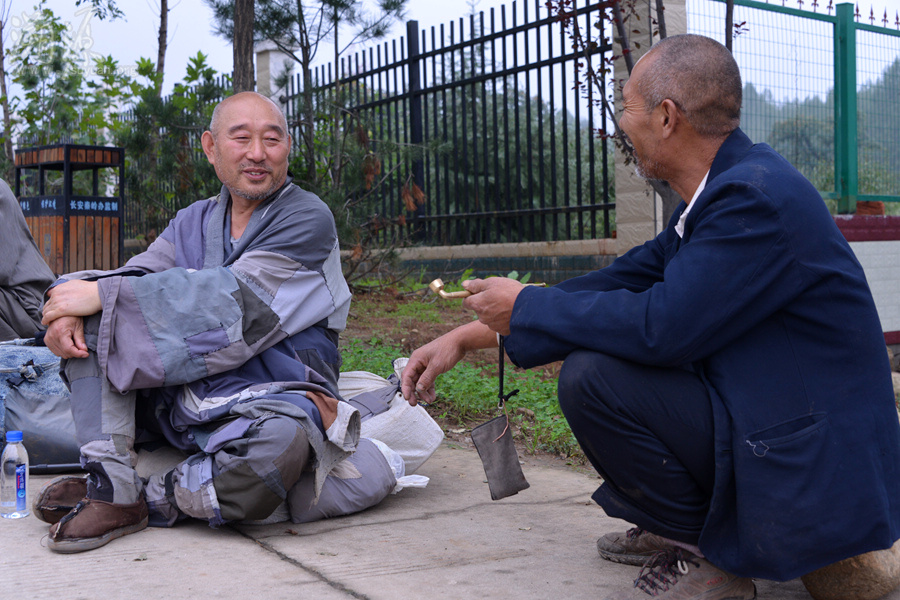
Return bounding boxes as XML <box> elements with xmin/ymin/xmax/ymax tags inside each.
<box><xmin>255</xmin><ymin>41</ymin><xmax>296</xmax><ymax>99</ymax></box>
<box><xmin>849</xmin><ymin>241</ymin><xmax>900</xmax><ymax>335</ymax></box>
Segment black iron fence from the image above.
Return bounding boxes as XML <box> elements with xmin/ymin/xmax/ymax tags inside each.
<box><xmin>285</xmin><ymin>0</ymin><xmax>615</xmax><ymax>245</ymax></box>
<box><xmin>119</xmin><ymin>74</ymin><xmax>230</xmax><ymax>240</ymax></box>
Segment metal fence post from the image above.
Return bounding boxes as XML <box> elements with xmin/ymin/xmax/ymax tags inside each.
<box><xmin>406</xmin><ymin>20</ymin><xmax>426</xmax><ymax>239</ymax></box>
<box><xmin>834</xmin><ymin>2</ymin><xmax>858</xmax><ymax>214</ymax></box>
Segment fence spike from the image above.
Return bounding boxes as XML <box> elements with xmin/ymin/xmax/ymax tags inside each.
<box><xmin>896</xmin><ymin>10</ymin><xmax>899</xmax><ymax>29</ymax></box>
<box><xmin>827</xmin><ymin>0</ymin><xmax>834</xmax><ymax>15</ymax></box>
<box><xmin>811</xmin><ymin>0</ymin><xmax>819</xmax><ymax>12</ymax></box>
<box><xmin>854</xmin><ymin>3</ymin><xmax>860</xmax><ymax>21</ymax></box>
<box><xmin>869</xmin><ymin>6</ymin><xmax>875</xmax><ymax>25</ymax></box>
<box><xmin>884</xmin><ymin>9</ymin><xmax>889</xmax><ymax>27</ymax></box>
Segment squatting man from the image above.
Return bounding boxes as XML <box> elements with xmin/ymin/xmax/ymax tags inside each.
<box><xmin>401</xmin><ymin>34</ymin><xmax>900</xmax><ymax>600</ymax></box>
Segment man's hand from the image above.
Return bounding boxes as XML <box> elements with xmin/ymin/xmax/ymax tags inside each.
<box><xmin>41</xmin><ymin>280</ymin><xmax>101</xmax><ymax>359</ymax></box>
<box><xmin>41</xmin><ymin>280</ymin><xmax>102</xmax><ymax>325</ymax></box>
<box><xmin>401</xmin><ymin>321</ymin><xmax>498</xmax><ymax>406</ymax></box>
<box><xmin>43</xmin><ymin>315</ymin><xmax>89</xmax><ymax>359</ymax></box>
<box><xmin>461</xmin><ymin>277</ymin><xmax>525</xmax><ymax>336</ymax></box>
<box><xmin>401</xmin><ymin>336</ymin><xmax>466</xmax><ymax>406</ymax></box>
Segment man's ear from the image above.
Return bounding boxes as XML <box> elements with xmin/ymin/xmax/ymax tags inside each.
<box><xmin>658</xmin><ymin>99</ymin><xmax>679</xmax><ymax>138</ymax></box>
<box><xmin>200</xmin><ymin>131</ymin><xmax>216</xmax><ymax>163</ymax></box>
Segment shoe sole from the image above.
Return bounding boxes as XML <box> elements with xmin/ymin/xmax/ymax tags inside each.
<box><xmin>32</xmin><ymin>475</ymin><xmax>88</xmax><ymax>525</ymax></box>
<box><xmin>596</xmin><ymin>537</ymin><xmax>672</xmax><ymax>567</ymax></box>
<box><xmin>596</xmin><ymin>547</ymin><xmax>656</xmax><ymax>567</ymax></box>
<box><xmin>47</xmin><ymin>516</ymin><xmax>149</xmax><ymax>554</ymax></box>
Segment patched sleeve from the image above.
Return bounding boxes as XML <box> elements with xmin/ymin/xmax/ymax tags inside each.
<box><xmin>94</xmin><ymin>195</ymin><xmax>350</xmax><ymax>392</ymax></box>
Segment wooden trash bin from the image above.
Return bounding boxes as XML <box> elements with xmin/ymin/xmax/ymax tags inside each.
<box><xmin>14</xmin><ymin>144</ymin><xmax>125</xmax><ymax>275</ymax></box>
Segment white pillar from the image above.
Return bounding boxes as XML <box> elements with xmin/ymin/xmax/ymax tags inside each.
<box><xmin>254</xmin><ymin>41</ymin><xmax>295</xmax><ymax>100</ymax></box>
<box><xmin>614</xmin><ymin>0</ymin><xmax>687</xmax><ymax>255</ymax></box>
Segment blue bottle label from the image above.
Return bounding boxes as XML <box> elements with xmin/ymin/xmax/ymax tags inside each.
<box><xmin>15</xmin><ymin>465</ymin><xmax>26</xmax><ymax>511</ymax></box>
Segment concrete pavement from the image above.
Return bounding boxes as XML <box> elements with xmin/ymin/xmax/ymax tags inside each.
<box><xmin>0</xmin><ymin>442</ymin><xmax>894</xmax><ymax>599</ymax></box>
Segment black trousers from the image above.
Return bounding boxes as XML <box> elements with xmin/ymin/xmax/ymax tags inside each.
<box><xmin>557</xmin><ymin>350</ymin><xmax>715</xmax><ymax>545</ymax></box>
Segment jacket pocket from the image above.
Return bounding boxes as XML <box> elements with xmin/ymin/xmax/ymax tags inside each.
<box><xmin>743</xmin><ymin>412</ymin><xmax>827</xmax><ymax>458</ymax></box>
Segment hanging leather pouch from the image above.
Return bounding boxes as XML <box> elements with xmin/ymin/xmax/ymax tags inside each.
<box><xmin>471</xmin><ymin>414</ymin><xmax>529</xmax><ymax>500</ymax></box>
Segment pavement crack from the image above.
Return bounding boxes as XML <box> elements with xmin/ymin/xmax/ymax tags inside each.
<box><xmin>241</xmin><ymin>492</ymin><xmax>593</xmax><ymax>543</ymax></box>
<box><xmin>230</xmin><ymin>526</ymin><xmax>372</xmax><ymax>600</ymax></box>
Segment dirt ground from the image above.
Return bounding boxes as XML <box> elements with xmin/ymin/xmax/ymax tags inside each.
<box><xmin>343</xmin><ymin>287</ymin><xmax>590</xmax><ymax>475</ymax></box>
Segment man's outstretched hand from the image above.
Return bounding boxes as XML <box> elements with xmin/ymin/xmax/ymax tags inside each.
<box><xmin>401</xmin><ymin>320</ymin><xmax>499</xmax><ymax>406</ymax></box>
<box><xmin>401</xmin><ymin>277</ymin><xmax>525</xmax><ymax>406</ymax></box>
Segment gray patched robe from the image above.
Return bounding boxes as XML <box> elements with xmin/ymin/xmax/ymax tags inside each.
<box><xmin>56</xmin><ymin>180</ymin><xmax>357</xmax><ymax>518</ymax></box>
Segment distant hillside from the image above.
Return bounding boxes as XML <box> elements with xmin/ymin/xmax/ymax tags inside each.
<box><xmin>740</xmin><ymin>57</ymin><xmax>900</xmax><ymax>198</ymax></box>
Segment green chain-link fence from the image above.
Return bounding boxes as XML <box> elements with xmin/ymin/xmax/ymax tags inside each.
<box><xmin>688</xmin><ymin>0</ymin><xmax>900</xmax><ymax>214</ymax></box>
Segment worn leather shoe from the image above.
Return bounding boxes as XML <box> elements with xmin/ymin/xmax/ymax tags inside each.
<box><xmin>32</xmin><ymin>475</ymin><xmax>88</xmax><ymax>525</ymax></box>
<box><xmin>602</xmin><ymin>549</ymin><xmax>757</xmax><ymax>599</ymax></box>
<box><xmin>597</xmin><ymin>527</ymin><xmax>676</xmax><ymax>566</ymax></box>
<box><xmin>47</xmin><ymin>497</ymin><xmax>149</xmax><ymax>554</ymax></box>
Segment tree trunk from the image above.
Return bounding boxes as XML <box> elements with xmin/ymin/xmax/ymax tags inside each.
<box><xmin>725</xmin><ymin>0</ymin><xmax>734</xmax><ymax>52</ymax></box>
<box><xmin>0</xmin><ymin>18</ymin><xmax>14</xmax><ymax>179</ymax></box>
<box><xmin>655</xmin><ymin>0</ymin><xmax>667</xmax><ymax>38</ymax></box>
<box><xmin>649</xmin><ymin>179</ymin><xmax>683</xmax><ymax>227</ymax></box>
<box><xmin>297</xmin><ymin>0</ymin><xmax>316</xmax><ymax>184</ymax></box>
<box><xmin>233</xmin><ymin>0</ymin><xmax>255</xmax><ymax>92</ymax></box>
<box><xmin>156</xmin><ymin>0</ymin><xmax>168</xmax><ymax>96</ymax></box>
<box><xmin>611</xmin><ymin>0</ymin><xmax>634</xmax><ymax>74</ymax></box>
<box><xmin>331</xmin><ymin>6</ymin><xmax>340</xmax><ymax>188</ymax></box>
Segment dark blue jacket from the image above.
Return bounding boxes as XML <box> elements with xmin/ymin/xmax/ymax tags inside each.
<box><xmin>505</xmin><ymin>128</ymin><xmax>900</xmax><ymax>580</ymax></box>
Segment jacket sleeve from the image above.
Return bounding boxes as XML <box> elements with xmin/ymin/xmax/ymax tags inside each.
<box><xmin>505</xmin><ymin>182</ymin><xmax>811</xmax><ymax>369</ymax></box>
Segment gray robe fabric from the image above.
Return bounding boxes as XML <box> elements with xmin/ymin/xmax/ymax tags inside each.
<box><xmin>55</xmin><ymin>181</ymin><xmax>357</xmax><ymax>521</ymax></box>
<box><xmin>0</xmin><ymin>179</ymin><xmax>55</xmax><ymax>341</ymax></box>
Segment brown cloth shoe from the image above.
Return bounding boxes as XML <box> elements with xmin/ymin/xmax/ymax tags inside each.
<box><xmin>32</xmin><ymin>475</ymin><xmax>88</xmax><ymax>525</ymax></box>
<box><xmin>597</xmin><ymin>527</ymin><xmax>676</xmax><ymax>566</ymax></box>
<box><xmin>602</xmin><ymin>549</ymin><xmax>757</xmax><ymax>599</ymax></box>
<box><xmin>47</xmin><ymin>498</ymin><xmax>149</xmax><ymax>554</ymax></box>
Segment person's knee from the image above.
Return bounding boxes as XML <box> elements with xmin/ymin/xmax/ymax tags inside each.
<box><xmin>214</xmin><ymin>416</ymin><xmax>311</xmax><ymax>522</ymax></box>
<box><xmin>251</xmin><ymin>416</ymin><xmax>311</xmax><ymax>490</ymax></box>
<box><xmin>558</xmin><ymin>349</ymin><xmax>618</xmax><ymax>417</ymax></box>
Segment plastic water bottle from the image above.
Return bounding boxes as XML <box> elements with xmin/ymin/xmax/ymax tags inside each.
<box><xmin>1</xmin><ymin>430</ymin><xmax>29</xmax><ymax>519</ymax></box>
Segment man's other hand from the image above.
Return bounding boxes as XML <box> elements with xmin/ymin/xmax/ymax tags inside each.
<box><xmin>43</xmin><ymin>315</ymin><xmax>89</xmax><ymax>359</ymax></box>
<box><xmin>461</xmin><ymin>277</ymin><xmax>524</xmax><ymax>336</ymax></box>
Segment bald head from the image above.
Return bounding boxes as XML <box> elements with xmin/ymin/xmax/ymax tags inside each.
<box><xmin>635</xmin><ymin>34</ymin><xmax>742</xmax><ymax>138</ymax></box>
<box><xmin>209</xmin><ymin>91</ymin><xmax>288</xmax><ymax>140</ymax></box>
<box><xmin>201</xmin><ymin>91</ymin><xmax>292</xmax><ymax>203</ymax></box>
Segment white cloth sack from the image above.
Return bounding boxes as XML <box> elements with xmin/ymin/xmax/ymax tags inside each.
<box><xmin>339</xmin><ymin>357</ymin><xmax>444</xmax><ymax>474</ymax></box>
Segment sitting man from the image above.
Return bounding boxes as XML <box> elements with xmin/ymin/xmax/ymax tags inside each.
<box><xmin>0</xmin><ymin>178</ymin><xmax>55</xmax><ymax>341</ymax></box>
<box><xmin>37</xmin><ymin>91</ymin><xmax>355</xmax><ymax>553</ymax></box>
<box><xmin>401</xmin><ymin>35</ymin><xmax>900</xmax><ymax>599</ymax></box>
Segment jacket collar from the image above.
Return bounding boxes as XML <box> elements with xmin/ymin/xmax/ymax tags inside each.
<box><xmin>671</xmin><ymin>128</ymin><xmax>753</xmax><ymax>244</ymax></box>
<box><xmin>708</xmin><ymin>128</ymin><xmax>753</xmax><ymax>182</ymax></box>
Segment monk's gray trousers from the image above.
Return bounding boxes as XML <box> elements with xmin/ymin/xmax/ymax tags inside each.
<box><xmin>61</xmin><ymin>316</ymin><xmax>310</xmax><ymax>527</ymax></box>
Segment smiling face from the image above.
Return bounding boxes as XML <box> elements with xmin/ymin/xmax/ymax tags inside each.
<box><xmin>619</xmin><ymin>65</ymin><xmax>657</xmax><ymax>181</ymax></box>
<box><xmin>201</xmin><ymin>93</ymin><xmax>291</xmax><ymax>202</ymax></box>
<box><xmin>618</xmin><ymin>54</ymin><xmax>671</xmax><ymax>182</ymax></box>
